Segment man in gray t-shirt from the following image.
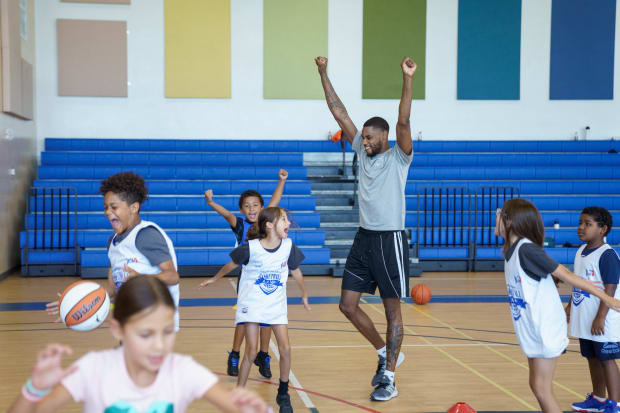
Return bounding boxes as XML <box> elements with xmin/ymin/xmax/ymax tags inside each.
<box><xmin>316</xmin><ymin>55</ymin><xmax>416</xmax><ymax>401</ymax></box>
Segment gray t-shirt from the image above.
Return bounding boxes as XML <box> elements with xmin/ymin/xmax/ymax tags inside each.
<box><xmin>353</xmin><ymin>131</ymin><xmax>413</xmax><ymax>231</ymax></box>
<box><xmin>504</xmin><ymin>238</ymin><xmax>560</xmax><ymax>281</ymax></box>
<box><xmin>107</xmin><ymin>225</ymin><xmax>172</xmax><ymax>266</ymax></box>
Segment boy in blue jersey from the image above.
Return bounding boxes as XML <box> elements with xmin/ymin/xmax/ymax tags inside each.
<box><xmin>568</xmin><ymin>207</ymin><xmax>620</xmax><ymax>413</ymax></box>
<box><xmin>203</xmin><ymin>169</ymin><xmax>288</xmax><ymax>378</ymax></box>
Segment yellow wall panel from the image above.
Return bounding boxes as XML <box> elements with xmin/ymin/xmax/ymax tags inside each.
<box><xmin>164</xmin><ymin>0</ymin><xmax>230</xmax><ymax>98</ymax></box>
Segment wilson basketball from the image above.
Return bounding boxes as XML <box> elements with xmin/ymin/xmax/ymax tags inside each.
<box><xmin>411</xmin><ymin>284</ymin><xmax>431</xmax><ymax>305</ymax></box>
<box><xmin>59</xmin><ymin>281</ymin><xmax>110</xmax><ymax>331</ymax></box>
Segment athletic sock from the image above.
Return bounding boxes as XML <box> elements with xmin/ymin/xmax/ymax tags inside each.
<box><xmin>593</xmin><ymin>395</ymin><xmax>607</xmax><ymax>403</ymax></box>
<box><xmin>376</xmin><ymin>346</ymin><xmax>387</xmax><ymax>358</ymax></box>
<box><xmin>278</xmin><ymin>380</ymin><xmax>289</xmax><ymax>396</ymax></box>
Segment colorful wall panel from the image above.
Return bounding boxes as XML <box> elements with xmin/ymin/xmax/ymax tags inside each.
<box><xmin>457</xmin><ymin>0</ymin><xmax>522</xmax><ymax>100</ymax></box>
<box><xmin>263</xmin><ymin>0</ymin><xmax>328</xmax><ymax>99</ymax></box>
<box><xmin>164</xmin><ymin>0</ymin><xmax>230</xmax><ymax>98</ymax></box>
<box><xmin>362</xmin><ymin>0</ymin><xmax>426</xmax><ymax>99</ymax></box>
<box><xmin>550</xmin><ymin>0</ymin><xmax>616</xmax><ymax>100</ymax></box>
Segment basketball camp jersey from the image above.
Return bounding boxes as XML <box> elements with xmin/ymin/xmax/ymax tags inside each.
<box><xmin>235</xmin><ymin>238</ymin><xmax>292</xmax><ymax>325</ymax></box>
<box><xmin>504</xmin><ymin>238</ymin><xmax>568</xmax><ymax>358</ymax></box>
<box><xmin>569</xmin><ymin>244</ymin><xmax>620</xmax><ymax>342</ymax></box>
<box><xmin>233</xmin><ymin>217</ymin><xmax>254</xmax><ymax>247</ymax></box>
<box><xmin>108</xmin><ymin>220</ymin><xmax>181</xmax><ymax>330</ymax></box>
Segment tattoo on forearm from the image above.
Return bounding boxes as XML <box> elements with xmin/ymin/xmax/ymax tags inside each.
<box><xmin>386</xmin><ymin>323</ymin><xmax>404</xmax><ymax>370</ymax></box>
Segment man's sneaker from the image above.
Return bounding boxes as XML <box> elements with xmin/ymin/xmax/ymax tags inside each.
<box><xmin>572</xmin><ymin>394</ymin><xmax>607</xmax><ymax>412</ymax></box>
<box><xmin>603</xmin><ymin>400</ymin><xmax>620</xmax><ymax>413</ymax></box>
<box><xmin>370</xmin><ymin>376</ymin><xmax>399</xmax><ymax>401</ymax></box>
<box><xmin>227</xmin><ymin>352</ymin><xmax>239</xmax><ymax>377</ymax></box>
<box><xmin>371</xmin><ymin>352</ymin><xmax>405</xmax><ymax>386</ymax></box>
<box><xmin>254</xmin><ymin>353</ymin><xmax>272</xmax><ymax>378</ymax></box>
<box><xmin>276</xmin><ymin>393</ymin><xmax>293</xmax><ymax>413</ymax></box>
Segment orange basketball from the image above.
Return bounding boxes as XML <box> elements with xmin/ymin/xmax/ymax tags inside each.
<box><xmin>58</xmin><ymin>280</ymin><xmax>110</xmax><ymax>331</ymax></box>
<box><xmin>411</xmin><ymin>284</ymin><xmax>431</xmax><ymax>305</ymax></box>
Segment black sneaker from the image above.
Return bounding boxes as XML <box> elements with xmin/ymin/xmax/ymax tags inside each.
<box><xmin>227</xmin><ymin>352</ymin><xmax>239</xmax><ymax>376</ymax></box>
<box><xmin>254</xmin><ymin>353</ymin><xmax>272</xmax><ymax>378</ymax></box>
<box><xmin>276</xmin><ymin>393</ymin><xmax>293</xmax><ymax>413</ymax></box>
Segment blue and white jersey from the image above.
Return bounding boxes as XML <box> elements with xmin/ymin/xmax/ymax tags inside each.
<box><xmin>235</xmin><ymin>238</ymin><xmax>292</xmax><ymax>325</ymax></box>
<box><xmin>504</xmin><ymin>238</ymin><xmax>568</xmax><ymax>358</ymax></box>
<box><xmin>108</xmin><ymin>220</ymin><xmax>180</xmax><ymax>331</ymax></box>
<box><xmin>569</xmin><ymin>244</ymin><xmax>620</xmax><ymax>342</ymax></box>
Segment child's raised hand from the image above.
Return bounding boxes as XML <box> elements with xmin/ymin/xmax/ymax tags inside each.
<box><xmin>230</xmin><ymin>387</ymin><xmax>272</xmax><ymax>413</ymax></box>
<box><xmin>204</xmin><ymin>189</ymin><xmax>214</xmax><ymax>204</ymax></box>
<box><xmin>278</xmin><ymin>169</ymin><xmax>288</xmax><ymax>181</ymax></box>
<box><xmin>198</xmin><ymin>278</ymin><xmax>217</xmax><ymax>289</ymax></box>
<box><xmin>302</xmin><ymin>294</ymin><xmax>311</xmax><ymax>312</ymax></box>
<box><xmin>45</xmin><ymin>292</ymin><xmax>62</xmax><ymax>323</ymax></box>
<box><xmin>31</xmin><ymin>344</ymin><xmax>78</xmax><ymax>391</ymax></box>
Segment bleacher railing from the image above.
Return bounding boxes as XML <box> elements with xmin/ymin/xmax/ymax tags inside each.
<box><xmin>22</xmin><ymin>187</ymin><xmax>79</xmax><ymax>276</ymax></box>
<box><xmin>473</xmin><ymin>186</ymin><xmax>520</xmax><ymax>270</ymax></box>
<box><xmin>413</xmin><ymin>186</ymin><xmax>474</xmax><ymax>267</ymax></box>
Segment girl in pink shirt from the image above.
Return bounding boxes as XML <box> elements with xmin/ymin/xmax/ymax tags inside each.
<box><xmin>8</xmin><ymin>276</ymin><xmax>270</xmax><ymax>413</ymax></box>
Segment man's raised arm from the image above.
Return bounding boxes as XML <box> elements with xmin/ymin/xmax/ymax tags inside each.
<box><xmin>396</xmin><ymin>57</ymin><xmax>417</xmax><ymax>156</ymax></box>
<box><xmin>315</xmin><ymin>56</ymin><xmax>357</xmax><ymax>143</ymax></box>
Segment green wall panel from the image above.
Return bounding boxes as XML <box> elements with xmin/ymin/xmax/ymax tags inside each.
<box><xmin>264</xmin><ymin>0</ymin><xmax>328</xmax><ymax>99</ymax></box>
<box><xmin>363</xmin><ymin>0</ymin><xmax>426</xmax><ymax>99</ymax></box>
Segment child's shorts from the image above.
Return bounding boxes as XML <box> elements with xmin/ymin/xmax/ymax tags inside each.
<box><xmin>580</xmin><ymin>338</ymin><xmax>620</xmax><ymax>361</ymax></box>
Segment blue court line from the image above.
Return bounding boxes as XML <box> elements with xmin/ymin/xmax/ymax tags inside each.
<box><xmin>0</xmin><ymin>294</ymin><xmax>572</xmax><ymax>311</ymax></box>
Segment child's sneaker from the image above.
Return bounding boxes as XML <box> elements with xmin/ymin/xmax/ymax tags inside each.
<box><xmin>371</xmin><ymin>352</ymin><xmax>405</xmax><ymax>386</ymax></box>
<box><xmin>276</xmin><ymin>393</ymin><xmax>293</xmax><ymax>413</ymax></box>
<box><xmin>572</xmin><ymin>394</ymin><xmax>607</xmax><ymax>412</ymax></box>
<box><xmin>370</xmin><ymin>375</ymin><xmax>398</xmax><ymax>401</ymax></box>
<box><xmin>227</xmin><ymin>351</ymin><xmax>239</xmax><ymax>377</ymax></box>
<box><xmin>603</xmin><ymin>400</ymin><xmax>620</xmax><ymax>413</ymax></box>
<box><xmin>254</xmin><ymin>352</ymin><xmax>272</xmax><ymax>378</ymax></box>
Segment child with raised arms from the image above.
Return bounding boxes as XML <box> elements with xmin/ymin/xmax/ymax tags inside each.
<box><xmin>199</xmin><ymin>207</ymin><xmax>311</xmax><ymax>413</ymax></box>
<box><xmin>9</xmin><ymin>276</ymin><xmax>270</xmax><ymax>413</ymax></box>
<box><xmin>567</xmin><ymin>207</ymin><xmax>620</xmax><ymax>413</ymax></box>
<box><xmin>496</xmin><ymin>198</ymin><xmax>620</xmax><ymax>413</ymax></box>
<box><xmin>204</xmin><ymin>169</ymin><xmax>289</xmax><ymax>378</ymax></box>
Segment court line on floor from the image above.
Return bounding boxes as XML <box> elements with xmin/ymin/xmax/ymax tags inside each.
<box><xmin>408</xmin><ymin>303</ymin><xmax>583</xmax><ymax>399</ymax></box>
<box><xmin>215</xmin><ymin>373</ymin><xmax>380</xmax><ymax>413</ymax></box>
<box><xmin>292</xmin><ymin>343</ymin><xmax>580</xmax><ymax>349</ymax></box>
<box><xmin>227</xmin><ymin>279</ymin><xmax>317</xmax><ymax>413</ymax></box>
<box><xmin>361</xmin><ymin>298</ymin><xmax>537</xmax><ymax>411</ymax></box>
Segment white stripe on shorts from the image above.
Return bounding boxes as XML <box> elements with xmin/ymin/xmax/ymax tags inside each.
<box><xmin>394</xmin><ymin>232</ymin><xmax>406</xmax><ymax>298</ymax></box>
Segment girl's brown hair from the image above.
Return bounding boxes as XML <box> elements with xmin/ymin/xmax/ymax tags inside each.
<box><xmin>500</xmin><ymin>198</ymin><xmax>545</xmax><ymax>254</ymax></box>
<box><xmin>246</xmin><ymin>207</ymin><xmax>283</xmax><ymax>240</ymax></box>
<box><xmin>113</xmin><ymin>276</ymin><xmax>175</xmax><ymax>326</ymax></box>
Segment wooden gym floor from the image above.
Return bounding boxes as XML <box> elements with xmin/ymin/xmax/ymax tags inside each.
<box><xmin>0</xmin><ymin>271</ymin><xmax>591</xmax><ymax>412</ymax></box>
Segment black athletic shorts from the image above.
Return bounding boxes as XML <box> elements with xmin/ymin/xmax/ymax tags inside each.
<box><xmin>342</xmin><ymin>227</ymin><xmax>409</xmax><ymax>298</ymax></box>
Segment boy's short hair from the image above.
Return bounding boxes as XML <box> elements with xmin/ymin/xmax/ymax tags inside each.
<box><xmin>99</xmin><ymin>172</ymin><xmax>148</xmax><ymax>205</ymax></box>
<box><xmin>582</xmin><ymin>206</ymin><xmax>613</xmax><ymax>236</ymax></box>
<box><xmin>239</xmin><ymin>190</ymin><xmax>264</xmax><ymax>209</ymax></box>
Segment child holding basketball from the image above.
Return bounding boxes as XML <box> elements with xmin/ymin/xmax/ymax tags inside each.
<box><xmin>566</xmin><ymin>207</ymin><xmax>620</xmax><ymax>413</ymax></box>
<box><xmin>47</xmin><ymin>172</ymin><xmax>182</xmax><ymax>331</ymax></box>
<box><xmin>199</xmin><ymin>207</ymin><xmax>311</xmax><ymax>413</ymax></box>
<box><xmin>204</xmin><ymin>169</ymin><xmax>288</xmax><ymax>378</ymax></box>
<box><xmin>9</xmin><ymin>276</ymin><xmax>270</xmax><ymax>413</ymax></box>
<box><xmin>496</xmin><ymin>199</ymin><xmax>620</xmax><ymax>413</ymax></box>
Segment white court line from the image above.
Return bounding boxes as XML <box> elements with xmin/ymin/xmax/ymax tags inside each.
<box><xmin>269</xmin><ymin>340</ymin><xmax>317</xmax><ymax>411</ymax></box>
<box><xmin>228</xmin><ymin>279</ymin><xmax>316</xmax><ymax>411</ymax></box>
<box><xmin>291</xmin><ymin>343</ymin><xmax>580</xmax><ymax>349</ymax></box>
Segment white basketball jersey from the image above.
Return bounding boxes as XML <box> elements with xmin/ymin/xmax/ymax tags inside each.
<box><xmin>569</xmin><ymin>244</ymin><xmax>620</xmax><ymax>342</ymax></box>
<box><xmin>235</xmin><ymin>238</ymin><xmax>292</xmax><ymax>325</ymax></box>
<box><xmin>504</xmin><ymin>238</ymin><xmax>568</xmax><ymax>358</ymax></box>
<box><xmin>108</xmin><ymin>220</ymin><xmax>180</xmax><ymax>331</ymax></box>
